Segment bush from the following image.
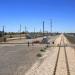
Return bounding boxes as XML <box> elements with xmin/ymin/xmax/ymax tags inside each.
<box><xmin>32</xmin><ymin>40</ymin><xmax>40</xmax><ymax>44</ymax></box>
<box><xmin>37</xmin><ymin>53</ymin><xmax>42</xmax><ymax>57</ymax></box>
<box><xmin>40</xmin><ymin>49</ymin><xmax>45</xmax><ymax>52</ymax></box>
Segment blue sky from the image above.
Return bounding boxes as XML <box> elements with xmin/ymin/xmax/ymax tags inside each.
<box><xmin>0</xmin><ymin>0</ymin><xmax>75</xmax><ymax>32</ymax></box>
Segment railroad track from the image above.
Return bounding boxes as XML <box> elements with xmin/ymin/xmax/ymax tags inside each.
<box><xmin>63</xmin><ymin>38</ymin><xmax>70</xmax><ymax>75</ymax></box>
<box><xmin>52</xmin><ymin>38</ymin><xmax>61</xmax><ymax>75</ymax></box>
<box><xmin>53</xmin><ymin>37</ymin><xmax>70</xmax><ymax>75</ymax></box>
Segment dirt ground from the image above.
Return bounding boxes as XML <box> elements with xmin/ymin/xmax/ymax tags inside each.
<box><xmin>0</xmin><ymin>35</ymin><xmax>57</xmax><ymax>75</ymax></box>
<box><xmin>25</xmin><ymin>34</ymin><xmax>75</xmax><ymax>75</ymax></box>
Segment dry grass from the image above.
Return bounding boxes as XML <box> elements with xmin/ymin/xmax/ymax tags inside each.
<box><xmin>40</xmin><ymin>49</ymin><xmax>46</xmax><ymax>52</ymax></box>
<box><xmin>37</xmin><ymin>53</ymin><xmax>42</xmax><ymax>57</ymax></box>
<box><xmin>65</xmin><ymin>35</ymin><xmax>75</xmax><ymax>44</ymax></box>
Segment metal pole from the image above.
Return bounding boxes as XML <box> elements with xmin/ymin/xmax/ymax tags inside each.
<box><xmin>3</xmin><ymin>26</ymin><xmax>4</xmax><ymax>37</ymax></box>
<box><xmin>50</xmin><ymin>19</ymin><xmax>52</xmax><ymax>35</ymax></box>
<box><xmin>43</xmin><ymin>21</ymin><xmax>45</xmax><ymax>36</ymax></box>
<box><xmin>3</xmin><ymin>26</ymin><xmax>6</xmax><ymax>42</ymax></box>
<box><xmin>34</xmin><ymin>27</ymin><xmax>35</xmax><ymax>38</ymax></box>
<box><xmin>25</xmin><ymin>26</ymin><xmax>26</xmax><ymax>38</ymax></box>
<box><xmin>51</xmin><ymin>19</ymin><xmax>52</xmax><ymax>33</ymax></box>
<box><xmin>20</xmin><ymin>24</ymin><xmax>21</xmax><ymax>39</ymax></box>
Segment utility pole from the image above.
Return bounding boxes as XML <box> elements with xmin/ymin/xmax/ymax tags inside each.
<box><xmin>25</xmin><ymin>26</ymin><xmax>26</xmax><ymax>38</ymax></box>
<box><xmin>34</xmin><ymin>27</ymin><xmax>35</xmax><ymax>38</ymax></box>
<box><xmin>20</xmin><ymin>24</ymin><xmax>21</xmax><ymax>39</ymax></box>
<box><xmin>2</xmin><ymin>26</ymin><xmax>6</xmax><ymax>42</ymax></box>
<box><xmin>50</xmin><ymin>19</ymin><xmax>52</xmax><ymax>35</ymax></box>
<box><xmin>43</xmin><ymin>21</ymin><xmax>45</xmax><ymax>36</ymax></box>
<box><xmin>3</xmin><ymin>26</ymin><xmax>4</xmax><ymax>37</ymax></box>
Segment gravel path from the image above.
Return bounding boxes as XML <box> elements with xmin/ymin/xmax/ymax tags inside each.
<box><xmin>64</xmin><ymin>34</ymin><xmax>75</xmax><ymax>75</ymax></box>
<box><xmin>55</xmin><ymin>47</ymin><xmax>67</xmax><ymax>75</ymax></box>
<box><xmin>66</xmin><ymin>47</ymin><xmax>75</xmax><ymax>75</ymax></box>
<box><xmin>25</xmin><ymin>35</ymin><xmax>61</xmax><ymax>75</ymax></box>
<box><xmin>25</xmin><ymin>34</ymin><xmax>75</xmax><ymax>75</ymax></box>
